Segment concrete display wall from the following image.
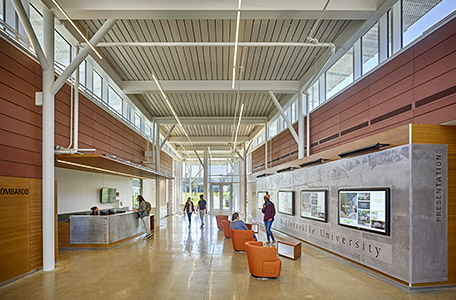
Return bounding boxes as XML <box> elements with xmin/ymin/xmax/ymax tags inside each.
<box><xmin>255</xmin><ymin>144</ymin><xmax>448</xmax><ymax>284</ymax></box>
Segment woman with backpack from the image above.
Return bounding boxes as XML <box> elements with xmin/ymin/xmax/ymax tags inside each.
<box><xmin>136</xmin><ymin>195</ymin><xmax>153</xmax><ymax>239</ymax></box>
<box><xmin>183</xmin><ymin>197</ymin><xmax>195</xmax><ymax>228</ymax></box>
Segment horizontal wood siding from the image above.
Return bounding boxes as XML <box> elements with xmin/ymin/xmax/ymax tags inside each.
<box><xmin>252</xmin><ymin>18</ymin><xmax>456</xmax><ymax>171</ymax></box>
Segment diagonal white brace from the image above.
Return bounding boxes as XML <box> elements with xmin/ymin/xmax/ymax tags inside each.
<box><xmin>160</xmin><ymin>125</ymin><xmax>176</xmax><ymax>150</ymax></box>
<box><xmin>11</xmin><ymin>0</ymin><xmax>50</xmax><ymax>71</ymax></box>
<box><xmin>51</xmin><ymin>19</ymin><xmax>117</xmax><ymax>95</ymax></box>
<box><xmin>268</xmin><ymin>91</ymin><xmax>301</xmax><ymax>146</ymax></box>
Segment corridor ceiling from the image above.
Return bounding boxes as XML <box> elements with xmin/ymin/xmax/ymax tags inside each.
<box><xmin>44</xmin><ymin>0</ymin><xmax>391</xmax><ymax>158</ymax></box>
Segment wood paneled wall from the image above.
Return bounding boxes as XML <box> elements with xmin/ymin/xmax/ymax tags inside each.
<box><xmin>0</xmin><ymin>29</ymin><xmax>173</xmax><ymax>284</ymax></box>
<box><xmin>0</xmin><ymin>176</ymin><xmax>57</xmax><ymax>283</ymax></box>
<box><xmin>0</xmin><ymin>37</ymin><xmax>173</xmax><ymax>178</ymax></box>
<box><xmin>252</xmin><ymin>17</ymin><xmax>456</xmax><ymax>171</ymax></box>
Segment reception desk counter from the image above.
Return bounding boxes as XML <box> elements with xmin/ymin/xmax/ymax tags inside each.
<box><xmin>58</xmin><ymin>211</ymin><xmax>153</xmax><ymax>248</ymax></box>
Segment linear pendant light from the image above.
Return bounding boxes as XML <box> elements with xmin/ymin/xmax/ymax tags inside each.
<box><xmin>52</xmin><ymin>0</ymin><xmax>103</xmax><ymax>59</ymax></box>
<box><xmin>233</xmin><ymin>103</ymin><xmax>244</xmax><ymax>150</ymax></box>
<box><xmin>152</xmin><ymin>74</ymin><xmax>192</xmax><ymax>143</ymax></box>
<box><xmin>232</xmin><ymin>0</ymin><xmax>242</xmax><ymax>89</ymax></box>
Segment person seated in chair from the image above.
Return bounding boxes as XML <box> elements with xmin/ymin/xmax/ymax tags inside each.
<box><xmin>230</xmin><ymin>212</ymin><xmax>257</xmax><ymax>241</ymax></box>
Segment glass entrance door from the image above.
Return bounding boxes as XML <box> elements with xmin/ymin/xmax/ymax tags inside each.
<box><xmin>210</xmin><ymin>183</ymin><xmax>232</xmax><ymax>215</ymax></box>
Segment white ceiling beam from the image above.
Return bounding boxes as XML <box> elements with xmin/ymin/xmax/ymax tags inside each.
<box><xmin>168</xmin><ymin>136</ymin><xmax>250</xmax><ymax>143</ymax></box>
<box><xmin>155</xmin><ymin>117</ymin><xmax>266</xmax><ymax>125</ymax></box>
<box><xmin>123</xmin><ymin>80</ymin><xmax>299</xmax><ymax>94</ymax></box>
<box><xmin>49</xmin><ymin>0</ymin><xmax>378</xmax><ymax>20</ymax></box>
<box><xmin>94</xmin><ymin>42</ymin><xmax>335</xmax><ymax>48</ymax></box>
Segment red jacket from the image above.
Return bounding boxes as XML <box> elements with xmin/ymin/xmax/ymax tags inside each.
<box><xmin>262</xmin><ymin>201</ymin><xmax>276</xmax><ymax>221</ymax></box>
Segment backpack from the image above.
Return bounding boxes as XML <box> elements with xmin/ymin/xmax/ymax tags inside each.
<box><xmin>146</xmin><ymin>201</ymin><xmax>152</xmax><ymax>213</ymax></box>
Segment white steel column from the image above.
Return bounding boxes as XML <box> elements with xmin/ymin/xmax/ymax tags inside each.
<box><xmin>42</xmin><ymin>9</ymin><xmax>55</xmax><ymax>272</ymax></box>
<box><xmin>298</xmin><ymin>92</ymin><xmax>305</xmax><ymax>159</ymax></box>
<box><xmin>74</xmin><ymin>47</ymin><xmax>80</xmax><ymax>150</ymax></box>
<box><xmin>203</xmin><ymin>150</ymin><xmax>208</xmax><ymax>201</ymax></box>
<box><xmin>264</xmin><ymin>120</ymin><xmax>268</xmax><ymax>169</ymax></box>
<box><xmin>391</xmin><ymin>1</ymin><xmax>402</xmax><ymax>55</ymax></box>
<box><xmin>378</xmin><ymin>13</ymin><xmax>388</xmax><ymax>63</ymax></box>
<box><xmin>155</xmin><ymin>123</ymin><xmax>161</xmax><ymax>226</ymax></box>
<box><xmin>242</xmin><ymin>143</ymin><xmax>247</xmax><ymax>220</ymax></box>
<box><xmin>305</xmin><ymin>92</ymin><xmax>310</xmax><ymax>157</ymax></box>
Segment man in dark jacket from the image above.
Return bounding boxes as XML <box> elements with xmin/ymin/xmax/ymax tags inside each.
<box><xmin>262</xmin><ymin>194</ymin><xmax>276</xmax><ymax>244</ymax></box>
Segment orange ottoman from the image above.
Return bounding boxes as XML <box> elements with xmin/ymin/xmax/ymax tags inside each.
<box><xmin>216</xmin><ymin>215</ymin><xmax>228</xmax><ymax>230</ymax></box>
<box><xmin>245</xmin><ymin>241</ymin><xmax>281</xmax><ymax>278</ymax></box>
<box><xmin>222</xmin><ymin>220</ymin><xmax>232</xmax><ymax>238</ymax></box>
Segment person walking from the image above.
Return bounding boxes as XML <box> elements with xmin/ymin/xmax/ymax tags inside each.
<box><xmin>262</xmin><ymin>193</ymin><xmax>276</xmax><ymax>244</ymax></box>
<box><xmin>136</xmin><ymin>195</ymin><xmax>152</xmax><ymax>239</ymax></box>
<box><xmin>184</xmin><ymin>197</ymin><xmax>195</xmax><ymax>228</ymax></box>
<box><xmin>197</xmin><ymin>194</ymin><xmax>207</xmax><ymax>228</ymax></box>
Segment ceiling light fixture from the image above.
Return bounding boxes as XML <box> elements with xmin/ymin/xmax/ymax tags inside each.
<box><xmin>152</xmin><ymin>74</ymin><xmax>192</xmax><ymax>144</ymax></box>
<box><xmin>233</xmin><ymin>103</ymin><xmax>244</xmax><ymax>150</ymax></box>
<box><xmin>232</xmin><ymin>0</ymin><xmax>242</xmax><ymax>89</ymax></box>
<box><xmin>51</xmin><ymin>0</ymin><xmax>102</xmax><ymax>59</ymax></box>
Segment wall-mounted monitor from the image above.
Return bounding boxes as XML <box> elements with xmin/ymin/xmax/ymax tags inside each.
<box><xmin>300</xmin><ymin>190</ymin><xmax>328</xmax><ymax>222</ymax></box>
<box><xmin>338</xmin><ymin>188</ymin><xmax>390</xmax><ymax>235</ymax></box>
<box><xmin>278</xmin><ymin>191</ymin><xmax>295</xmax><ymax>215</ymax></box>
<box><xmin>257</xmin><ymin>191</ymin><xmax>268</xmax><ymax>209</ymax></box>
<box><xmin>100</xmin><ymin>188</ymin><xmax>116</xmax><ymax>204</ymax></box>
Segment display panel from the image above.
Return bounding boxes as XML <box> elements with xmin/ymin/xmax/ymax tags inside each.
<box><xmin>278</xmin><ymin>191</ymin><xmax>295</xmax><ymax>215</ymax></box>
<box><xmin>257</xmin><ymin>191</ymin><xmax>268</xmax><ymax>209</ymax></box>
<box><xmin>300</xmin><ymin>190</ymin><xmax>328</xmax><ymax>222</ymax></box>
<box><xmin>100</xmin><ymin>188</ymin><xmax>116</xmax><ymax>203</ymax></box>
<box><xmin>338</xmin><ymin>188</ymin><xmax>390</xmax><ymax>235</ymax></box>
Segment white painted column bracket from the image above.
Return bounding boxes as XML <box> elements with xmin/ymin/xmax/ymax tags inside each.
<box><xmin>194</xmin><ymin>151</ymin><xmax>205</xmax><ymax>167</ymax></box>
<box><xmin>155</xmin><ymin>122</ymin><xmax>161</xmax><ymax>226</ymax></box>
<box><xmin>297</xmin><ymin>92</ymin><xmax>305</xmax><ymax>159</ymax></box>
<box><xmin>305</xmin><ymin>92</ymin><xmax>310</xmax><ymax>157</ymax></box>
<box><xmin>160</xmin><ymin>125</ymin><xmax>175</xmax><ymax>150</ymax></box>
<box><xmin>11</xmin><ymin>0</ymin><xmax>50</xmax><ymax>71</ymax></box>
<box><xmin>268</xmin><ymin>91</ymin><xmax>300</xmax><ymax>146</ymax></box>
<box><xmin>233</xmin><ymin>148</ymin><xmax>245</xmax><ymax>161</ymax></box>
<box><xmin>51</xmin><ymin>19</ymin><xmax>117</xmax><ymax>95</ymax></box>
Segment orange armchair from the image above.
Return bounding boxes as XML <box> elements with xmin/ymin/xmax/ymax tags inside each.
<box><xmin>216</xmin><ymin>215</ymin><xmax>228</xmax><ymax>230</ymax></box>
<box><xmin>230</xmin><ymin>229</ymin><xmax>255</xmax><ymax>251</ymax></box>
<box><xmin>245</xmin><ymin>241</ymin><xmax>281</xmax><ymax>278</ymax></box>
<box><xmin>222</xmin><ymin>220</ymin><xmax>231</xmax><ymax>238</ymax></box>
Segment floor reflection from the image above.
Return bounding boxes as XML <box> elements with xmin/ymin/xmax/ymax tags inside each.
<box><xmin>0</xmin><ymin>214</ymin><xmax>456</xmax><ymax>300</ymax></box>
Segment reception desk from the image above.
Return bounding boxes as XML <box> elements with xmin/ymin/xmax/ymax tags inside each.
<box><xmin>59</xmin><ymin>211</ymin><xmax>153</xmax><ymax>248</ymax></box>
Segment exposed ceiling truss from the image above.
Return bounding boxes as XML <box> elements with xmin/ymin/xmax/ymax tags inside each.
<box><xmin>43</xmin><ymin>0</ymin><xmax>392</xmax><ymax>159</ymax></box>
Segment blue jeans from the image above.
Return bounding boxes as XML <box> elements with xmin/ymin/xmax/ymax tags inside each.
<box><xmin>264</xmin><ymin>220</ymin><xmax>275</xmax><ymax>242</ymax></box>
<box><xmin>187</xmin><ymin>212</ymin><xmax>192</xmax><ymax>224</ymax></box>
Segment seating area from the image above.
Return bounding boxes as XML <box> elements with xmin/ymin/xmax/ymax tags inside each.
<box><xmin>222</xmin><ymin>217</ymin><xmax>285</xmax><ymax>279</ymax></box>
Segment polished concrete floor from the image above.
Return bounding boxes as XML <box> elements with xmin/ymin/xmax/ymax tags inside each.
<box><xmin>1</xmin><ymin>214</ymin><xmax>456</xmax><ymax>300</ymax></box>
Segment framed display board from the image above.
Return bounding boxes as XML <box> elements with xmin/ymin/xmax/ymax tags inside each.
<box><xmin>338</xmin><ymin>188</ymin><xmax>390</xmax><ymax>235</ymax></box>
<box><xmin>278</xmin><ymin>191</ymin><xmax>295</xmax><ymax>215</ymax></box>
<box><xmin>257</xmin><ymin>191</ymin><xmax>268</xmax><ymax>209</ymax></box>
<box><xmin>300</xmin><ymin>190</ymin><xmax>328</xmax><ymax>222</ymax></box>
